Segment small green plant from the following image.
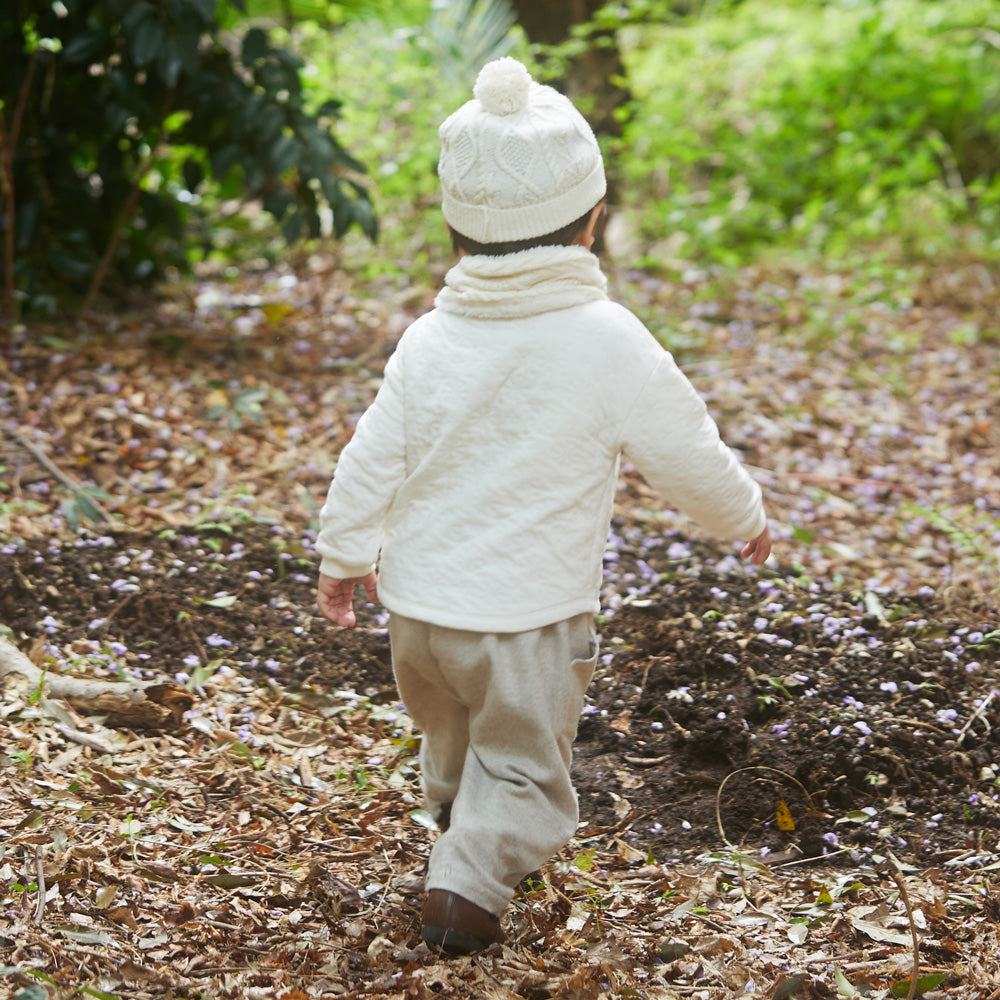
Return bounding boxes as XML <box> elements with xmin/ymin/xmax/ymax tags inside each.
<box><xmin>206</xmin><ymin>385</ymin><xmax>269</xmax><ymax>430</ymax></box>
<box><xmin>78</xmin><ymin>986</ymin><xmax>124</xmax><ymax>1000</ymax></box>
<box><xmin>970</xmin><ymin>630</ymin><xmax>1000</xmax><ymax>650</ymax></box>
<box><xmin>7</xmin><ymin>750</ymin><xmax>34</xmax><ymax>773</ymax></box>
<box><xmin>119</xmin><ymin>815</ymin><xmax>141</xmax><ymax>864</ymax></box>
<box><xmin>904</xmin><ymin>501</ymin><xmax>1000</xmax><ymax>586</ymax></box>
<box><xmin>0</xmin><ymin>966</ymin><xmax>58</xmax><ymax>1000</ymax></box>
<box><xmin>28</xmin><ymin>664</ymin><xmax>48</xmax><ymax>706</ymax></box>
<box><xmin>60</xmin><ymin>487</ymin><xmax>114</xmax><ymax>530</ymax></box>
<box><xmin>227</xmin><ymin>740</ymin><xmax>263</xmax><ymax>770</ymax></box>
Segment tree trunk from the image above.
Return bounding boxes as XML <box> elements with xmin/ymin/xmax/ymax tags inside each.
<box><xmin>0</xmin><ymin>636</ymin><xmax>193</xmax><ymax>729</ymax></box>
<box><xmin>508</xmin><ymin>0</ymin><xmax>631</xmax><ymax>138</ymax></box>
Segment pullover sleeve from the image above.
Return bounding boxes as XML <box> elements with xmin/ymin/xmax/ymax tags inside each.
<box><xmin>620</xmin><ymin>352</ymin><xmax>766</xmax><ymax>540</ymax></box>
<box><xmin>315</xmin><ymin>349</ymin><xmax>407</xmax><ymax>579</ymax></box>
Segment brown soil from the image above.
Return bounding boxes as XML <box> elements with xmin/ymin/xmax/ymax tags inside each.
<box><xmin>5</xmin><ymin>519</ymin><xmax>997</xmax><ymax>870</ymax></box>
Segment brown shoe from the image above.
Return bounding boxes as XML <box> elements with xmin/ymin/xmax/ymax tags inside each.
<box><xmin>421</xmin><ymin>889</ymin><xmax>504</xmax><ymax>955</ymax></box>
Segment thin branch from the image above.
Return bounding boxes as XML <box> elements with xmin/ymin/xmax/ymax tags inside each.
<box><xmin>745</xmin><ymin>464</ymin><xmax>917</xmax><ymax>497</ymax></box>
<box><xmin>4</xmin><ymin>426</ymin><xmax>114</xmax><ymax>523</ymax></box>
<box><xmin>715</xmin><ymin>765</ymin><xmax>818</xmax><ymax>850</ymax></box>
<box><xmin>34</xmin><ymin>845</ymin><xmax>46</xmax><ymax>923</ymax></box>
<box><xmin>956</xmin><ymin>689</ymin><xmax>995</xmax><ymax>747</ymax></box>
<box><xmin>879</xmin><ymin>857</ymin><xmax>920</xmax><ymax>1000</ymax></box>
<box><xmin>79</xmin><ymin>88</ymin><xmax>175</xmax><ymax>315</ymax></box>
<box><xmin>1</xmin><ymin>51</ymin><xmax>38</xmax><ymax>317</ymax></box>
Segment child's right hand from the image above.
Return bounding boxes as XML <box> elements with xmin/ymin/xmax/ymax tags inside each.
<box><xmin>741</xmin><ymin>525</ymin><xmax>772</xmax><ymax>566</ymax></box>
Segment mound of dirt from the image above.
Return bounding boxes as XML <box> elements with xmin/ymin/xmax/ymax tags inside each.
<box><xmin>4</xmin><ymin>519</ymin><xmax>996</xmax><ymax>868</ymax></box>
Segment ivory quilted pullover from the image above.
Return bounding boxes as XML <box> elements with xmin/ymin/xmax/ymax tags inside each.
<box><xmin>316</xmin><ymin>245</ymin><xmax>766</xmax><ymax>632</ymax></box>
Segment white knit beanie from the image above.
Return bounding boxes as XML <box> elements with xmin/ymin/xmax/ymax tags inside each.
<box><xmin>438</xmin><ymin>57</ymin><xmax>607</xmax><ymax>243</ymax></box>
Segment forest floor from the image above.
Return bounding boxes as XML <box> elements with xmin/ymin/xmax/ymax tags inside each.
<box><xmin>1</xmin><ymin>244</ymin><xmax>999</xmax><ymax>999</ymax></box>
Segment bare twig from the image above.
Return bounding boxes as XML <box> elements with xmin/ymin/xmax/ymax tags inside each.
<box><xmin>884</xmin><ymin>716</ymin><xmax>949</xmax><ymax>735</ymax></box>
<box><xmin>80</xmin><ymin>89</ymin><xmax>175</xmax><ymax>315</ymax></box>
<box><xmin>879</xmin><ymin>857</ymin><xmax>919</xmax><ymax>1000</ymax></box>
<box><xmin>715</xmin><ymin>766</ymin><xmax>818</xmax><ymax>850</ymax></box>
<box><xmin>0</xmin><ymin>635</ymin><xmax>192</xmax><ymax>727</ymax></box>
<box><xmin>956</xmin><ymin>689</ymin><xmax>995</xmax><ymax>747</ymax></box>
<box><xmin>33</xmin><ymin>845</ymin><xmax>46</xmax><ymax>923</ymax></box>
<box><xmin>745</xmin><ymin>464</ymin><xmax>917</xmax><ymax>497</ymax></box>
<box><xmin>0</xmin><ymin>51</ymin><xmax>37</xmax><ymax>317</ymax></box>
<box><xmin>4</xmin><ymin>427</ymin><xmax>115</xmax><ymax>523</ymax></box>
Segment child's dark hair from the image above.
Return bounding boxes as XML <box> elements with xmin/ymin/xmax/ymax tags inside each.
<box><xmin>450</xmin><ymin>205</ymin><xmax>598</xmax><ymax>257</ymax></box>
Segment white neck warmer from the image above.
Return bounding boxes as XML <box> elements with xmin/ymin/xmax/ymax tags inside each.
<box><xmin>434</xmin><ymin>245</ymin><xmax>609</xmax><ymax>320</ymax></box>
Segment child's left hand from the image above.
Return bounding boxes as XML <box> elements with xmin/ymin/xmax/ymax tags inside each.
<box><xmin>741</xmin><ymin>524</ymin><xmax>772</xmax><ymax>566</ymax></box>
<box><xmin>317</xmin><ymin>571</ymin><xmax>379</xmax><ymax>628</ymax></box>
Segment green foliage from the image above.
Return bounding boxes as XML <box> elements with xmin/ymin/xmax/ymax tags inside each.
<box><xmin>60</xmin><ymin>486</ymin><xmax>114</xmax><ymax>530</ymax></box>
<box><xmin>1</xmin><ymin>0</ymin><xmax>375</xmax><ymax>313</ymax></box>
<box><xmin>619</xmin><ymin>0</ymin><xmax>1000</xmax><ymax>264</ymax></box>
<box><xmin>291</xmin><ymin>0</ymin><xmax>517</xmax><ymax>275</ymax></box>
<box><xmin>904</xmin><ymin>501</ymin><xmax>1000</xmax><ymax>581</ymax></box>
<box><xmin>283</xmin><ymin>0</ymin><xmax>1000</xmax><ymax>275</ymax></box>
<box><xmin>206</xmin><ymin>383</ymin><xmax>269</xmax><ymax>428</ymax></box>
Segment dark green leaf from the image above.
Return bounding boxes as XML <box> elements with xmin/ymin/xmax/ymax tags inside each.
<box><xmin>351</xmin><ymin>198</ymin><xmax>378</xmax><ymax>241</ymax></box>
<box><xmin>47</xmin><ymin>249</ymin><xmax>94</xmax><ymax>283</ymax></box>
<box><xmin>241</xmin><ymin>26</ymin><xmax>269</xmax><ymax>66</ymax></box>
<box><xmin>316</xmin><ymin>98</ymin><xmax>343</xmax><ymax>117</ymax></box>
<box><xmin>282</xmin><ymin>211</ymin><xmax>305</xmax><ymax>244</ymax></box>
<box><xmin>182</xmin><ymin>157</ymin><xmax>204</xmax><ymax>191</ymax></box>
<box><xmin>158</xmin><ymin>42</ymin><xmax>185</xmax><ymax>87</ymax></box>
<box><xmin>130</xmin><ymin>17</ymin><xmax>165</xmax><ymax>67</ymax></box>
<box><xmin>187</xmin><ymin>0</ymin><xmax>218</xmax><ymax>24</ymax></box>
<box><xmin>16</xmin><ymin>199</ymin><xmax>40</xmax><ymax>249</ymax></box>
<box><xmin>62</xmin><ymin>29</ymin><xmax>106</xmax><ymax>63</ymax></box>
<box><xmin>262</xmin><ymin>188</ymin><xmax>295</xmax><ymax>219</ymax></box>
<box><xmin>121</xmin><ymin>2</ymin><xmax>156</xmax><ymax>32</ymax></box>
<box><xmin>210</xmin><ymin>144</ymin><xmax>243</xmax><ymax>178</ymax></box>
<box><xmin>270</xmin><ymin>133</ymin><xmax>299</xmax><ymax>174</ymax></box>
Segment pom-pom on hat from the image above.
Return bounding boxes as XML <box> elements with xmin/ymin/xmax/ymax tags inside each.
<box><xmin>438</xmin><ymin>57</ymin><xmax>607</xmax><ymax>244</ymax></box>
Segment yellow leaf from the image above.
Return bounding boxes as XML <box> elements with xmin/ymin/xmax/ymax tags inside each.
<box><xmin>205</xmin><ymin>387</ymin><xmax>228</xmax><ymax>408</ymax></box>
<box><xmin>262</xmin><ymin>302</ymin><xmax>295</xmax><ymax>326</ymax></box>
<box><xmin>776</xmin><ymin>799</ymin><xmax>796</xmax><ymax>831</ymax></box>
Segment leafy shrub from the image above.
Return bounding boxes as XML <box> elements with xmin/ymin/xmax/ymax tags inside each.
<box><xmin>275</xmin><ymin>0</ymin><xmax>1000</xmax><ymax>276</ymax></box>
<box><xmin>288</xmin><ymin>0</ymin><xmax>518</xmax><ymax>276</ymax></box>
<box><xmin>0</xmin><ymin>0</ymin><xmax>375</xmax><ymax>314</ymax></box>
<box><xmin>620</xmin><ymin>0</ymin><xmax>1000</xmax><ymax>264</ymax></box>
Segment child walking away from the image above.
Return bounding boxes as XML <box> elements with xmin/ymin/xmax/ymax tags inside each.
<box><xmin>314</xmin><ymin>56</ymin><xmax>772</xmax><ymax>955</ymax></box>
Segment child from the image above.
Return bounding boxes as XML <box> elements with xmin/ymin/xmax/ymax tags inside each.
<box><xmin>315</xmin><ymin>56</ymin><xmax>771</xmax><ymax>954</ymax></box>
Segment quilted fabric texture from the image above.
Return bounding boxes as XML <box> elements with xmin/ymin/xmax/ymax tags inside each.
<box><xmin>316</xmin><ymin>246</ymin><xmax>766</xmax><ymax>632</ymax></box>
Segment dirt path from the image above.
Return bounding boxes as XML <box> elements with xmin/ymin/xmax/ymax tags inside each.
<box><xmin>2</xmin><ymin>254</ymin><xmax>999</xmax><ymax>996</ymax></box>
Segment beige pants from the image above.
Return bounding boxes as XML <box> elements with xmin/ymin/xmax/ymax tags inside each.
<box><xmin>389</xmin><ymin>612</ymin><xmax>598</xmax><ymax>917</ymax></box>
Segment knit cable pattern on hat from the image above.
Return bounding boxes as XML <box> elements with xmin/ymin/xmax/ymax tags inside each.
<box><xmin>438</xmin><ymin>58</ymin><xmax>606</xmax><ymax>244</ymax></box>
